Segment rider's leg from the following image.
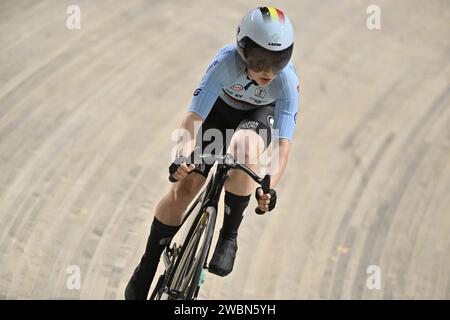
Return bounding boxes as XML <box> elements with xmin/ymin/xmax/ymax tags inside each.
<box><xmin>154</xmin><ymin>172</ymin><xmax>206</xmax><ymax>225</ymax></box>
<box><xmin>223</xmin><ymin>129</ymin><xmax>265</xmax><ymax>235</ymax></box>
<box><xmin>209</xmin><ymin>129</ymin><xmax>266</xmax><ymax>276</ymax></box>
<box><xmin>125</xmin><ymin>172</ymin><xmax>206</xmax><ymax>300</ymax></box>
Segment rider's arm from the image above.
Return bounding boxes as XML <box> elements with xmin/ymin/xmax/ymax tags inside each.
<box><xmin>169</xmin><ymin>47</ymin><xmax>234</xmax><ymax>182</ymax></box>
<box><xmin>175</xmin><ymin>111</ymin><xmax>203</xmax><ymax>158</ymax></box>
<box><xmin>266</xmin><ymin>66</ymin><xmax>299</xmax><ymax>188</ymax></box>
<box><xmin>170</xmin><ymin>112</ymin><xmax>202</xmax><ymax>182</ymax></box>
<box><xmin>187</xmin><ymin>45</ymin><xmax>234</xmax><ymax>120</ymax></box>
<box><xmin>174</xmin><ymin>46</ymin><xmax>234</xmax><ymax>159</ymax></box>
<box><xmin>268</xmin><ymin>138</ymin><xmax>291</xmax><ymax>188</ymax></box>
<box><xmin>255</xmin><ymin>138</ymin><xmax>290</xmax><ymax>212</ymax></box>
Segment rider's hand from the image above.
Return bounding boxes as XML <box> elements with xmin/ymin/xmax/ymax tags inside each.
<box><xmin>255</xmin><ymin>187</ymin><xmax>277</xmax><ymax>212</ymax></box>
<box><xmin>169</xmin><ymin>156</ymin><xmax>196</xmax><ymax>182</ymax></box>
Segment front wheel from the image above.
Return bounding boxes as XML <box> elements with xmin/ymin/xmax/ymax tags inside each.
<box><xmin>168</xmin><ymin>206</ymin><xmax>217</xmax><ymax>300</ymax></box>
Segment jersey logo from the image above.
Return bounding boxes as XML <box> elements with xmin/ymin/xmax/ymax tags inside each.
<box><xmin>249</xmin><ymin>97</ymin><xmax>263</xmax><ymax>104</ymax></box>
<box><xmin>193</xmin><ymin>88</ymin><xmax>202</xmax><ymax>96</ymax></box>
<box><xmin>205</xmin><ymin>60</ymin><xmax>219</xmax><ymax>74</ymax></box>
<box><xmin>267</xmin><ymin>115</ymin><xmax>274</xmax><ymax>128</ymax></box>
<box><xmin>231</xmin><ymin>84</ymin><xmax>243</xmax><ymax>91</ymax></box>
<box><xmin>239</xmin><ymin>121</ymin><xmax>259</xmax><ymax>130</ymax></box>
<box><xmin>255</xmin><ymin>87</ymin><xmax>266</xmax><ymax>98</ymax></box>
<box><xmin>158</xmin><ymin>237</ymin><xmax>172</xmax><ymax>246</ymax></box>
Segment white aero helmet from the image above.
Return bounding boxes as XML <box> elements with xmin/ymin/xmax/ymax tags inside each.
<box><xmin>236</xmin><ymin>7</ymin><xmax>294</xmax><ymax>74</ymax></box>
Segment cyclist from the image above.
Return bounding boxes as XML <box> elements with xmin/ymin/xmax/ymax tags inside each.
<box><xmin>125</xmin><ymin>6</ymin><xmax>300</xmax><ymax>300</ymax></box>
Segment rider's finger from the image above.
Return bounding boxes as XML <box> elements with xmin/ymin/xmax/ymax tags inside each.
<box><xmin>181</xmin><ymin>163</ymin><xmax>195</xmax><ymax>174</ymax></box>
<box><xmin>177</xmin><ymin>168</ymin><xmax>188</xmax><ymax>178</ymax></box>
<box><xmin>258</xmin><ymin>204</ymin><xmax>267</xmax><ymax>212</ymax></box>
<box><xmin>172</xmin><ymin>172</ymin><xmax>182</xmax><ymax>180</ymax></box>
<box><xmin>260</xmin><ymin>194</ymin><xmax>270</xmax><ymax>200</ymax></box>
<box><xmin>257</xmin><ymin>188</ymin><xmax>264</xmax><ymax>197</ymax></box>
<box><xmin>180</xmin><ymin>162</ymin><xmax>188</xmax><ymax>170</ymax></box>
<box><xmin>179</xmin><ymin>168</ymin><xmax>189</xmax><ymax>175</ymax></box>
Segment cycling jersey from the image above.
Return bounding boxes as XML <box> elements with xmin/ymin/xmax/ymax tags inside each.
<box><xmin>188</xmin><ymin>44</ymin><xmax>300</xmax><ymax>141</ymax></box>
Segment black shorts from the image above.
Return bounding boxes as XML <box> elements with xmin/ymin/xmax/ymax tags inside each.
<box><xmin>192</xmin><ymin>97</ymin><xmax>274</xmax><ymax>178</ymax></box>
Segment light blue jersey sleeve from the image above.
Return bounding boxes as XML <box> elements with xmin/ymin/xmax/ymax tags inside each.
<box><xmin>272</xmin><ymin>64</ymin><xmax>300</xmax><ymax>141</ymax></box>
<box><xmin>187</xmin><ymin>45</ymin><xmax>235</xmax><ymax>120</ymax></box>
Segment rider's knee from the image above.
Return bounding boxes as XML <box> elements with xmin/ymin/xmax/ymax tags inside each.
<box><xmin>230</xmin><ymin>130</ymin><xmax>265</xmax><ymax>165</ymax></box>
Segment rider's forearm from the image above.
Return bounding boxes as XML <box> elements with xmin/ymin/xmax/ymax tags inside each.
<box><xmin>268</xmin><ymin>138</ymin><xmax>291</xmax><ymax>189</ymax></box>
<box><xmin>176</xmin><ymin>112</ymin><xmax>203</xmax><ymax>158</ymax></box>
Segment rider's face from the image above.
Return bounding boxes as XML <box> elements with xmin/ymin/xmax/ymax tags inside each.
<box><xmin>247</xmin><ymin>68</ymin><xmax>275</xmax><ymax>86</ymax></box>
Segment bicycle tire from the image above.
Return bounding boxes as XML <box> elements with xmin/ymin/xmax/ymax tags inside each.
<box><xmin>186</xmin><ymin>206</ymin><xmax>217</xmax><ymax>299</ymax></box>
<box><xmin>168</xmin><ymin>206</ymin><xmax>214</xmax><ymax>299</ymax></box>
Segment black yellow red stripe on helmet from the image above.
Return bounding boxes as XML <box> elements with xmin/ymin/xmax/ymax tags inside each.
<box><xmin>259</xmin><ymin>7</ymin><xmax>285</xmax><ymax>24</ymax></box>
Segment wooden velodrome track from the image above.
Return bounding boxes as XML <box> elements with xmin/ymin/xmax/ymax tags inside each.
<box><xmin>0</xmin><ymin>0</ymin><xmax>449</xmax><ymax>300</ymax></box>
